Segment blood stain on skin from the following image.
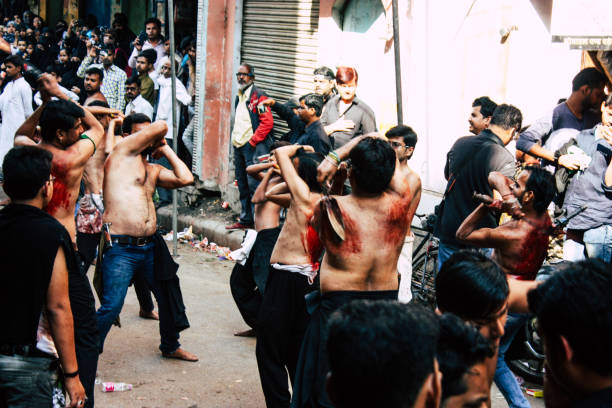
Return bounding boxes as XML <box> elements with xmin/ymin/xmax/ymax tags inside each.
<box><xmin>302</xmin><ymin>224</ymin><xmax>323</xmax><ymax>270</ymax></box>
<box><xmin>318</xmin><ymin>200</ymin><xmax>361</xmax><ymax>256</ymax></box>
<box><xmin>385</xmin><ymin>189</ymin><xmax>412</xmax><ymax>246</ymax></box>
<box><xmin>45</xmin><ymin>163</ymin><xmax>71</xmax><ymax>215</ymax></box>
<box><xmin>513</xmin><ymin>217</ymin><xmax>551</xmax><ymax>280</ymax></box>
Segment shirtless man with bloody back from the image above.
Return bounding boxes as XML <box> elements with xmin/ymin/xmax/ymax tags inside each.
<box><xmin>291</xmin><ymin>135</ymin><xmax>421</xmax><ymax>408</ymax></box>
<box><xmin>97</xmin><ymin>114</ymin><xmax>197</xmax><ymax>361</ymax></box>
<box><xmin>455</xmin><ymin>166</ymin><xmax>555</xmax><ymax>408</ymax></box>
<box><xmin>254</xmin><ymin>144</ymin><xmax>324</xmax><ymax>408</ymax></box>
<box><xmin>14</xmin><ymin>75</ymin><xmax>104</xmax><ymax>408</ymax></box>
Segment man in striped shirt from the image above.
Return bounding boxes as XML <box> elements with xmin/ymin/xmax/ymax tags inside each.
<box><xmin>77</xmin><ymin>43</ymin><xmax>127</xmax><ymax>112</ymax></box>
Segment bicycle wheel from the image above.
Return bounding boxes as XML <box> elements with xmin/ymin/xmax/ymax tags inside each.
<box><xmin>411</xmin><ymin>249</ymin><xmax>438</xmax><ymax>308</ymax></box>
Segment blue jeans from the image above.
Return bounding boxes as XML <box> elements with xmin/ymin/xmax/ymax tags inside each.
<box><xmin>437</xmin><ymin>243</ymin><xmax>493</xmax><ymax>272</ymax></box>
<box><xmin>96</xmin><ymin>240</ymin><xmax>180</xmax><ymax>354</ymax></box>
<box><xmin>437</xmin><ymin>242</ymin><xmax>461</xmax><ymax>272</ymax></box>
<box><xmin>494</xmin><ymin>313</ymin><xmax>530</xmax><ymax>408</ymax></box>
<box><xmin>0</xmin><ymin>354</ymin><xmax>58</xmax><ymax>407</ymax></box>
<box><xmin>234</xmin><ymin>140</ymin><xmax>270</xmax><ymax>225</ymax></box>
<box><xmin>584</xmin><ymin>224</ymin><xmax>612</xmax><ymax>263</ymax></box>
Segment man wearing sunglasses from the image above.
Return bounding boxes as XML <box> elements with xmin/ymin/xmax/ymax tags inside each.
<box><xmin>227</xmin><ymin>63</ymin><xmax>274</xmax><ymax>230</ymax></box>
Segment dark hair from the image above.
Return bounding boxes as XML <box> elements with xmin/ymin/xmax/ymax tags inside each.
<box><xmin>144</xmin><ymin>17</ymin><xmax>162</xmax><ymax>30</ymax></box>
<box><xmin>437</xmin><ymin>313</ymin><xmax>494</xmax><ymax>401</ymax></box>
<box><xmin>472</xmin><ymin>96</ymin><xmax>497</xmax><ymax>118</ymax></box>
<box><xmin>523</xmin><ymin>165</ymin><xmax>555</xmax><ymax>213</ymax></box>
<box><xmin>87</xmin><ymin>100</ymin><xmax>110</xmax><ymax>109</ymax></box>
<box><xmin>300</xmin><ymin>93</ymin><xmax>324</xmax><ymax>117</ymax></box>
<box><xmin>240</xmin><ymin>63</ymin><xmax>254</xmax><ymax>77</ymax></box>
<box><xmin>336</xmin><ymin>66</ymin><xmax>358</xmax><ymax>85</ymax></box>
<box><xmin>313</xmin><ymin>66</ymin><xmax>335</xmax><ymax>80</ymax></box>
<box><xmin>328</xmin><ymin>300</ymin><xmax>440</xmax><ymax>408</ymax></box>
<box><xmin>270</xmin><ymin>140</ymin><xmax>291</xmax><ymax>151</ymax></box>
<box><xmin>4</xmin><ymin>54</ymin><xmax>24</xmax><ymax>68</ymax></box>
<box><xmin>436</xmin><ymin>250</ymin><xmax>509</xmax><ymax>321</ymax></box>
<box><xmin>571</xmin><ymin>68</ymin><xmax>605</xmax><ymax>92</ymax></box>
<box><xmin>85</xmin><ymin>66</ymin><xmax>104</xmax><ymax>82</ymax></box>
<box><xmin>59</xmin><ymin>47</ymin><xmax>71</xmax><ymax>56</ymax></box>
<box><xmin>138</xmin><ymin>49</ymin><xmax>157</xmax><ymax>65</ymax></box>
<box><xmin>295</xmin><ymin>149</ymin><xmax>323</xmax><ymax>193</ymax></box>
<box><xmin>45</xmin><ymin>64</ymin><xmax>60</xmax><ymax>76</ymax></box>
<box><xmin>604</xmin><ymin>93</ymin><xmax>612</xmax><ymax>107</ymax></box>
<box><xmin>528</xmin><ymin>259</ymin><xmax>611</xmax><ymax>376</ymax></box>
<box><xmin>2</xmin><ymin>146</ymin><xmax>53</xmax><ymax>200</ymax></box>
<box><xmin>490</xmin><ymin>104</ymin><xmax>522</xmax><ymax>131</ymax></box>
<box><xmin>122</xmin><ymin>113</ymin><xmax>151</xmax><ymax>134</ymax></box>
<box><xmin>385</xmin><ymin>125</ymin><xmax>418</xmax><ymax>148</ymax></box>
<box><xmin>125</xmin><ymin>76</ymin><xmax>141</xmax><ymax>87</ymax></box>
<box><xmin>39</xmin><ymin>100</ymin><xmax>85</xmax><ymax>143</ymax></box>
<box><xmin>348</xmin><ymin>137</ymin><xmax>396</xmax><ymax>194</ymax></box>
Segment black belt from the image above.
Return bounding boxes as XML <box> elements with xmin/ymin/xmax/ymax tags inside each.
<box><xmin>0</xmin><ymin>344</ymin><xmax>56</xmax><ymax>359</ymax></box>
<box><xmin>110</xmin><ymin>235</ymin><xmax>154</xmax><ymax>246</ymax></box>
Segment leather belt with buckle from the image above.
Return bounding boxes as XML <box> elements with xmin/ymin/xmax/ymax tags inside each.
<box><xmin>110</xmin><ymin>235</ymin><xmax>154</xmax><ymax>246</ymax></box>
<box><xmin>0</xmin><ymin>344</ymin><xmax>55</xmax><ymax>359</ymax></box>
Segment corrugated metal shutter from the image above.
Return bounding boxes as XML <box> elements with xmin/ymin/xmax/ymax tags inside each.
<box><xmin>240</xmin><ymin>0</ymin><xmax>320</xmax><ymax>137</ymax></box>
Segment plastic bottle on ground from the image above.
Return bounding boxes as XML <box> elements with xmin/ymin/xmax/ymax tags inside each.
<box><xmin>101</xmin><ymin>382</ymin><xmax>133</xmax><ymax>392</ymax></box>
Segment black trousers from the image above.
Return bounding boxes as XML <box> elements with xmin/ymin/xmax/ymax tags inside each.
<box><xmin>230</xmin><ymin>228</ymin><xmax>281</xmax><ymax>329</ymax></box>
<box><xmin>256</xmin><ymin>267</ymin><xmax>316</xmax><ymax>408</ymax></box>
<box><xmin>71</xmin><ymin>253</ymin><xmax>100</xmax><ymax>408</ymax></box>
<box><xmin>230</xmin><ymin>263</ymin><xmax>261</xmax><ymax>329</ymax></box>
<box><xmin>77</xmin><ymin>231</ymin><xmax>155</xmax><ymax>313</ymax></box>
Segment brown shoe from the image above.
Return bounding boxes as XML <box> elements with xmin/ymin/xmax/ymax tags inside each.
<box><xmin>162</xmin><ymin>348</ymin><xmax>199</xmax><ymax>362</ymax></box>
<box><xmin>139</xmin><ymin>310</ymin><xmax>159</xmax><ymax>320</ymax></box>
<box><xmin>233</xmin><ymin>328</ymin><xmax>256</xmax><ymax>337</ymax></box>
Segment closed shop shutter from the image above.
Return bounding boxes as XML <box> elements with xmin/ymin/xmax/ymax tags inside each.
<box><xmin>240</xmin><ymin>0</ymin><xmax>320</xmax><ymax>138</ymax></box>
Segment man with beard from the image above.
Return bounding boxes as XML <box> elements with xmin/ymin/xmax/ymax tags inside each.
<box><xmin>313</xmin><ymin>66</ymin><xmax>336</xmax><ymax>106</ymax></box>
<box><xmin>80</xmin><ymin>67</ymin><xmax>106</xmax><ymax>106</ymax></box>
<box><xmin>517</xmin><ymin>68</ymin><xmax>606</xmax><ymax>170</ymax></box>
<box><xmin>77</xmin><ymin>42</ymin><xmax>127</xmax><ymax>111</ymax></box>
<box><xmin>14</xmin><ymin>74</ymin><xmax>104</xmax><ymax>408</ymax></box>
<box><xmin>226</xmin><ymin>63</ymin><xmax>274</xmax><ymax>230</ymax></box>
<box><xmin>0</xmin><ymin>55</ymin><xmax>32</xmax><ymax>169</ymax></box>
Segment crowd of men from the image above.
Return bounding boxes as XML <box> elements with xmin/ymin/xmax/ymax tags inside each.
<box><xmin>0</xmin><ymin>6</ymin><xmax>610</xmax><ymax>408</ymax></box>
<box><xmin>228</xmin><ymin>63</ymin><xmax>611</xmax><ymax>408</ymax></box>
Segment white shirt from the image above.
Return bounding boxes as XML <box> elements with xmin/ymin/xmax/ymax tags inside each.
<box><xmin>0</xmin><ymin>76</ymin><xmax>32</xmax><ymax>165</ymax></box>
<box><xmin>128</xmin><ymin>39</ymin><xmax>166</xmax><ymax>70</ymax></box>
<box><xmin>156</xmin><ymin>75</ymin><xmax>192</xmax><ymax>139</ymax></box>
<box><xmin>124</xmin><ymin>94</ymin><xmax>154</xmax><ymax>120</ymax></box>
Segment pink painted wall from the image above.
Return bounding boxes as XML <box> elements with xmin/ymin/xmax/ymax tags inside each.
<box><xmin>199</xmin><ymin>0</ymin><xmax>236</xmax><ymax>187</ymax></box>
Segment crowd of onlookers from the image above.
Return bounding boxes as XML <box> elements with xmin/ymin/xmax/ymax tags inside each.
<box><xmin>0</xmin><ymin>9</ymin><xmax>197</xmax><ymax>181</ymax></box>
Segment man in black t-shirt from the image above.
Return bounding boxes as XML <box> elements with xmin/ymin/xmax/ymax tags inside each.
<box><xmin>0</xmin><ymin>146</ymin><xmax>86</xmax><ymax>408</ymax></box>
<box><xmin>435</xmin><ymin>104</ymin><xmax>523</xmax><ymax>271</ymax></box>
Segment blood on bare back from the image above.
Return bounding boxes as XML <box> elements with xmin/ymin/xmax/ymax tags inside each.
<box><xmin>513</xmin><ymin>217</ymin><xmax>551</xmax><ymax>280</ymax></box>
<box><xmin>46</xmin><ymin>163</ymin><xmax>71</xmax><ymax>215</ymax></box>
<box><xmin>385</xmin><ymin>189</ymin><xmax>412</xmax><ymax>246</ymax></box>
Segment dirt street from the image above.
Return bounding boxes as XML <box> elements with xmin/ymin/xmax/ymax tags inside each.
<box><xmin>91</xmin><ymin>243</ymin><xmax>543</xmax><ymax>408</ymax></box>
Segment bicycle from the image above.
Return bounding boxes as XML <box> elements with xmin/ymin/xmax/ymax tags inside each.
<box><xmin>410</xmin><ymin>213</ymin><xmax>439</xmax><ymax>308</ymax></box>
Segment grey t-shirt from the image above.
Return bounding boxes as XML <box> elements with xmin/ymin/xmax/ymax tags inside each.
<box><xmin>320</xmin><ymin>95</ymin><xmax>377</xmax><ymax>148</ymax></box>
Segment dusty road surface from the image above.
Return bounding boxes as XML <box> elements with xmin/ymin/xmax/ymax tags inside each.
<box><xmin>92</xmin><ymin>243</ymin><xmax>543</xmax><ymax>408</ymax></box>
<box><xmin>94</xmin><ymin>245</ymin><xmax>265</xmax><ymax>408</ymax></box>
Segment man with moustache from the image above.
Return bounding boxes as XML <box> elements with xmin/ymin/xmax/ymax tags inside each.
<box><xmin>226</xmin><ymin>63</ymin><xmax>274</xmax><ymax>230</ymax></box>
<box><xmin>77</xmin><ymin>42</ymin><xmax>127</xmax><ymax>111</ymax></box>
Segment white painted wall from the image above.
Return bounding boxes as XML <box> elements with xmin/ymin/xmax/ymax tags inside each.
<box><xmin>317</xmin><ymin>0</ymin><xmax>583</xmax><ymax>214</ymax></box>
